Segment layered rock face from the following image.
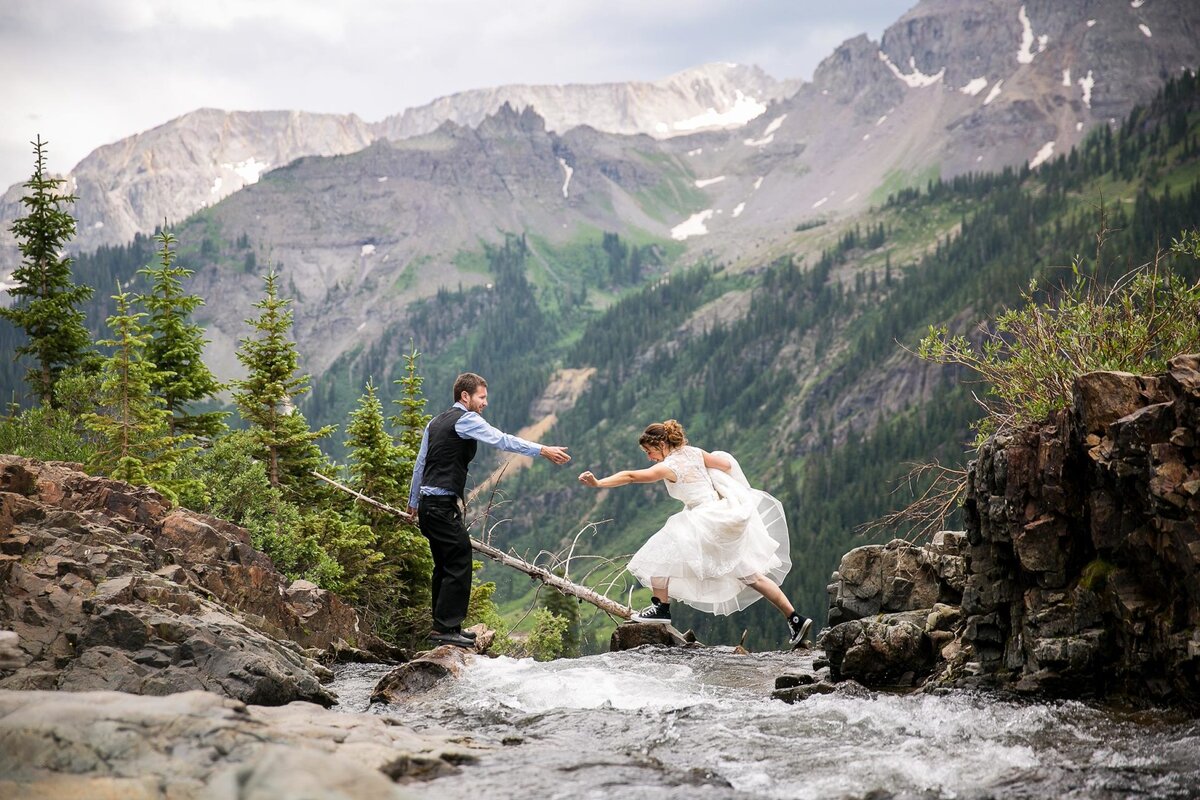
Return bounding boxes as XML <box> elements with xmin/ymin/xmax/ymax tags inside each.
<box><xmin>0</xmin><ymin>457</ymin><xmax>379</xmax><ymax>706</ymax></box>
<box><xmin>956</xmin><ymin>355</ymin><xmax>1200</xmax><ymax>705</ymax></box>
<box><xmin>821</xmin><ymin>356</ymin><xmax>1200</xmax><ymax>708</ymax></box>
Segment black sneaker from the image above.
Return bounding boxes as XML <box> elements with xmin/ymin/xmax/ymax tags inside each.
<box><xmin>631</xmin><ymin>598</ymin><xmax>672</xmax><ymax>624</ymax></box>
<box><xmin>430</xmin><ymin>630</ymin><xmax>475</xmax><ymax>648</ymax></box>
<box><xmin>788</xmin><ymin>613</ymin><xmax>812</xmax><ymax>649</ymax></box>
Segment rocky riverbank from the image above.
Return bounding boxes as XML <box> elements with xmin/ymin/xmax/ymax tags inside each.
<box><xmin>0</xmin><ymin>456</ymin><xmax>492</xmax><ymax>797</ymax></box>
<box><xmin>812</xmin><ymin>356</ymin><xmax>1200</xmax><ymax>710</ymax></box>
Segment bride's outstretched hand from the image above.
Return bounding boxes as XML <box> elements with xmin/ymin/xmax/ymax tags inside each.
<box><xmin>578</xmin><ymin>471</ymin><xmax>600</xmax><ymax>487</ymax></box>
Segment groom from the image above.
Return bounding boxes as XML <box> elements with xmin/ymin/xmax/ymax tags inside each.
<box><xmin>407</xmin><ymin>372</ymin><xmax>571</xmax><ymax>648</ymax></box>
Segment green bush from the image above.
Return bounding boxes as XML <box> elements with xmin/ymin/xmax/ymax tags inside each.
<box><xmin>0</xmin><ymin>404</ymin><xmax>94</xmax><ymax>463</ymax></box>
<box><xmin>526</xmin><ymin>607</ymin><xmax>570</xmax><ymax>661</ymax></box>
<box><xmin>920</xmin><ymin>230</ymin><xmax>1200</xmax><ymax>443</ymax></box>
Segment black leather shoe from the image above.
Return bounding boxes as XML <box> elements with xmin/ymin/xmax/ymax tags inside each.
<box><xmin>460</xmin><ymin>629</ymin><xmax>477</xmax><ymax>640</ymax></box>
<box><xmin>430</xmin><ymin>631</ymin><xmax>475</xmax><ymax>648</ymax></box>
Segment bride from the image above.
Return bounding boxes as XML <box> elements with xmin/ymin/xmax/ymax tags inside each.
<box><xmin>578</xmin><ymin>419</ymin><xmax>812</xmax><ymax>648</ymax></box>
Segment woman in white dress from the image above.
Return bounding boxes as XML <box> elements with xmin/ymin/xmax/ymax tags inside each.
<box><xmin>578</xmin><ymin>420</ymin><xmax>813</xmax><ymax>648</ymax></box>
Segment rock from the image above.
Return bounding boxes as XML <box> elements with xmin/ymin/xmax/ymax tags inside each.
<box><xmin>371</xmin><ymin>645</ymin><xmax>476</xmax><ymax>703</ymax></box>
<box><xmin>947</xmin><ymin>360</ymin><xmax>1200</xmax><ymax>708</ymax></box>
<box><xmin>0</xmin><ymin>456</ymin><xmax>381</xmax><ymax>706</ymax></box>
<box><xmin>0</xmin><ymin>688</ymin><xmax>484</xmax><ymax>798</ymax></box>
<box><xmin>609</xmin><ymin>622</ymin><xmax>694</xmax><ymax>651</ymax></box>
<box><xmin>1073</xmin><ymin>370</ymin><xmax>1165</xmax><ymax>436</ymax></box>
<box><xmin>821</xmin><ymin>615</ymin><xmax>933</xmax><ymax>687</ymax></box>
<box><xmin>827</xmin><ymin>534</ymin><xmax>964</xmax><ymax>625</ymax></box>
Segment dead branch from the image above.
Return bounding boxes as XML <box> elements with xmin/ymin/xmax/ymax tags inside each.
<box><xmin>314</xmin><ymin>471</ymin><xmax>634</xmax><ymax>620</ymax></box>
<box><xmin>856</xmin><ymin>460</ymin><xmax>969</xmax><ymax>543</ymax></box>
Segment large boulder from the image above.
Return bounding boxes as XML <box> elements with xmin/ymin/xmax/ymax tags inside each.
<box><xmin>0</xmin><ymin>457</ymin><xmax>387</xmax><ymax>705</ymax></box>
<box><xmin>821</xmin><ymin>611</ymin><xmax>935</xmax><ymax>687</ymax></box>
<box><xmin>0</xmin><ymin>688</ymin><xmax>483</xmax><ymax>798</ymax></box>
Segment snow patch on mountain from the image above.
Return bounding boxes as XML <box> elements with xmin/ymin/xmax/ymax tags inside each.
<box><xmin>1029</xmin><ymin>141</ymin><xmax>1056</xmax><ymax>168</ymax></box>
<box><xmin>984</xmin><ymin>81</ymin><xmax>1004</xmax><ymax>105</ymax></box>
<box><xmin>223</xmin><ymin>157</ymin><xmax>269</xmax><ymax>184</ymax></box>
<box><xmin>960</xmin><ymin>77</ymin><xmax>989</xmax><ymax>96</ymax></box>
<box><xmin>558</xmin><ymin>157</ymin><xmax>573</xmax><ymax>198</ymax></box>
<box><xmin>671</xmin><ymin>209</ymin><xmax>714</xmax><ymax>240</ymax></box>
<box><xmin>1078</xmin><ymin>70</ymin><xmax>1095</xmax><ymax>107</ymax></box>
<box><xmin>695</xmin><ymin>176</ymin><xmax>726</xmax><ymax>188</ymax></box>
<box><xmin>878</xmin><ymin>51</ymin><xmax>945</xmax><ymax>88</ymax></box>
<box><xmin>672</xmin><ymin>91</ymin><xmax>766</xmax><ymax>133</ymax></box>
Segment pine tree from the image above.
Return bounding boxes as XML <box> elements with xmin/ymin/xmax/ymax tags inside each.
<box><xmin>0</xmin><ymin>136</ymin><xmax>94</xmax><ymax>405</ymax></box>
<box><xmin>390</xmin><ymin>344</ymin><xmax>432</xmax><ymax>499</ymax></box>
<box><xmin>346</xmin><ymin>380</ymin><xmax>403</xmax><ymax>506</ymax></box>
<box><xmin>82</xmin><ymin>287</ymin><xmax>191</xmax><ymax>501</ymax></box>
<box><xmin>231</xmin><ymin>270</ymin><xmax>334</xmax><ymax>500</ymax></box>
<box><xmin>137</xmin><ymin>230</ymin><xmax>226</xmax><ymax>438</ymax></box>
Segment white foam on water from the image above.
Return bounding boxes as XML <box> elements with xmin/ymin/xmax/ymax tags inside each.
<box><xmin>455</xmin><ymin>654</ymin><xmax>714</xmax><ymax>713</ymax></box>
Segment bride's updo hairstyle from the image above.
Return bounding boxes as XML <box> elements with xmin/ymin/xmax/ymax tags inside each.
<box><xmin>639</xmin><ymin>419</ymin><xmax>687</xmax><ymax>451</ymax></box>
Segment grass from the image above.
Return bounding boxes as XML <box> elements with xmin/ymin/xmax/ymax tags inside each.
<box><xmin>870</xmin><ymin>164</ymin><xmax>942</xmax><ymax>206</ymax></box>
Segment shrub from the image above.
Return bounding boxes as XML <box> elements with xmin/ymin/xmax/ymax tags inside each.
<box><xmin>0</xmin><ymin>404</ymin><xmax>94</xmax><ymax>463</ymax></box>
<box><xmin>919</xmin><ymin>231</ymin><xmax>1200</xmax><ymax>444</ymax></box>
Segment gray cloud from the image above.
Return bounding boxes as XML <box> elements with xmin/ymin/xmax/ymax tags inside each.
<box><xmin>0</xmin><ymin>0</ymin><xmax>915</xmax><ymax>188</ymax></box>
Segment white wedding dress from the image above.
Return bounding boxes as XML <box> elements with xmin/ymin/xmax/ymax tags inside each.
<box><xmin>626</xmin><ymin>446</ymin><xmax>791</xmax><ymax>615</ymax></box>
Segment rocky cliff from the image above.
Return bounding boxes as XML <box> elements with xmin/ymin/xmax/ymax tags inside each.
<box><xmin>818</xmin><ymin>355</ymin><xmax>1200</xmax><ymax>710</ymax></box>
<box><xmin>0</xmin><ymin>456</ymin><xmax>394</xmax><ymax>706</ymax></box>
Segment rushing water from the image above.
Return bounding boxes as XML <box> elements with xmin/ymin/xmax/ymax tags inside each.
<box><xmin>330</xmin><ymin>647</ymin><xmax>1200</xmax><ymax>799</ymax></box>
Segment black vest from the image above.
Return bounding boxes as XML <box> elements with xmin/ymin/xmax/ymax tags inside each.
<box><xmin>422</xmin><ymin>407</ymin><xmax>478</xmax><ymax>499</ymax></box>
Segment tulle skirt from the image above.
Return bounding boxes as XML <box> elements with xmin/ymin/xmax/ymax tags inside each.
<box><xmin>627</xmin><ymin>467</ymin><xmax>791</xmax><ymax>616</ymax></box>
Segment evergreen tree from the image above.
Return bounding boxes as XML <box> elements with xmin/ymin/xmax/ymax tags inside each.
<box><xmin>390</xmin><ymin>344</ymin><xmax>431</xmax><ymax>498</ymax></box>
<box><xmin>82</xmin><ymin>287</ymin><xmax>192</xmax><ymax>502</ymax></box>
<box><xmin>1</xmin><ymin>136</ymin><xmax>94</xmax><ymax>405</ymax></box>
<box><xmin>231</xmin><ymin>271</ymin><xmax>334</xmax><ymax>500</ymax></box>
<box><xmin>348</xmin><ymin>376</ymin><xmax>434</xmax><ymax>644</ymax></box>
<box><xmin>137</xmin><ymin>230</ymin><xmax>226</xmax><ymax>438</ymax></box>
<box><xmin>347</xmin><ymin>380</ymin><xmax>403</xmax><ymax>505</ymax></box>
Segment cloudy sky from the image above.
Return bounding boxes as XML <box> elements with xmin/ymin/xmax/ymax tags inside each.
<box><xmin>0</xmin><ymin>0</ymin><xmax>914</xmax><ymax>189</ymax></box>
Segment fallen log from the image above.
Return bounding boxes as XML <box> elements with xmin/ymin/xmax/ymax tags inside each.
<box><xmin>313</xmin><ymin>471</ymin><xmax>633</xmax><ymax>620</ymax></box>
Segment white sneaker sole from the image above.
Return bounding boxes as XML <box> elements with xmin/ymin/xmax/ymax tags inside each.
<box><xmin>630</xmin><ymin>615</ymin><xmax>672</xmax><ymax>624</ymax></box>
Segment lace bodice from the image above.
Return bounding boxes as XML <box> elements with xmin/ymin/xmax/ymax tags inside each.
<box><xmin>662</xmin><ymin>446</ymin><xmax>718</xmax><ymax>507</ymax></box>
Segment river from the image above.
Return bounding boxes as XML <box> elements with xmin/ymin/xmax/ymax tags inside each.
<box><xmin>330</xmin><ymin>647</ymin><xmax>1200</xmax><ymax>799</ymax></box>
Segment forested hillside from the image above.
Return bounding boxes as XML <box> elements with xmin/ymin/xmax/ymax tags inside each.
<box><xmin>2</xmin><ymin>72</ymin><xmax>1197</xmax><ymax>654</ymax></box>
<box><xmin>482</xmin><ymin>69</ymin><xmax>1200</xmax><ymax>649</ymax></box>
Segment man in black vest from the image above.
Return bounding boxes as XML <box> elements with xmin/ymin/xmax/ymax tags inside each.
<box><xmin>407</xmin><ymin>372</ymin><xmax>571</xmax><ymax>647</ymax></box>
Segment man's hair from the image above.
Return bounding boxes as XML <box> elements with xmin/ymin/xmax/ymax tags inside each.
<box><xmin>453</xmin><ymin>372</ymin><xmax>487</xmax><ymax>402</ymax></box>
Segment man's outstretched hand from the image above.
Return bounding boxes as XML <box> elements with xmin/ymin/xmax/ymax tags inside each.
<box><xmin>540</xmin><ymin>445</ymin><xmax>571</xmax><ymax>464</ymax></box>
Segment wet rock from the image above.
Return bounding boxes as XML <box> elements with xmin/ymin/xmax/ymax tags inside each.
<box><xmin>371</xmin><ymin>645</ymin><xmax>476</xmax><ymax>702</ymax></box>
<box><xmin>821</xmin><ymin>614</ymin><xmax>933</xmax><ymax>687</ymax></box>
<box><xmin>609</xmin><ymin>622</ymin><xmax>694</xmax><ymax>650</ymax></box>
<box><xmin>0</xmin><ymin>688</ymin><xmax>483</xmax><ymax>798</ymax></box>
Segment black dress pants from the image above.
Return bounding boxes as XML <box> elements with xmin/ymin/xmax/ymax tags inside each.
<box><xmin>417</xmin><ymin>495</ymin><xmax>472</xmax><ymax>633</ymax></box>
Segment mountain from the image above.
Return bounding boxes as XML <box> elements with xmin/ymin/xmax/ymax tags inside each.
<box><xmin>3</xmin><ymin>0</ymin><xmax>1200</xmax><ymax>649</ymax></box>
<box><xmin>0</xmin><ymin>110</ymin><xmax>376</xmax><ymax>257</ymax></box>
<box><xmin>374</xmin><ymin>62</ymin><xmax>799</xmax><ymax>142</ymax></box>
<box><xmin>8</xmin><ymin>0</ymin><xmax>1196</xmax><ymax>267</ymax></box>
<box><xmin>665</xmin><ymin>0</ymin><xmax>1200</xmax><ymax>253</ymax></box>
<box><xmin>0</xmin><ymin>63</ymin><xmax>791</xmax><ymax>262</ymax></box>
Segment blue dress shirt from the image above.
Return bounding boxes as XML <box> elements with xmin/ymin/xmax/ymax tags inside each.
<box><xmin>408</xmin><ymin>402</ymin><xmax>543</xmax><ymax>508</ymax></box>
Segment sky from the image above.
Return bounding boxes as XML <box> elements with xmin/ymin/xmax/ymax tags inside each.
<box><xmin>0</xmin><ymin>0</ymin><xmax>915</xmax><ymax>190</ymax></box>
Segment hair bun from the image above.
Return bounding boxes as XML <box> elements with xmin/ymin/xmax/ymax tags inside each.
<box><xmin>662</xmin><ymin>419</ymin><xmax>686</xmax><ymax>447</ymax></box>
